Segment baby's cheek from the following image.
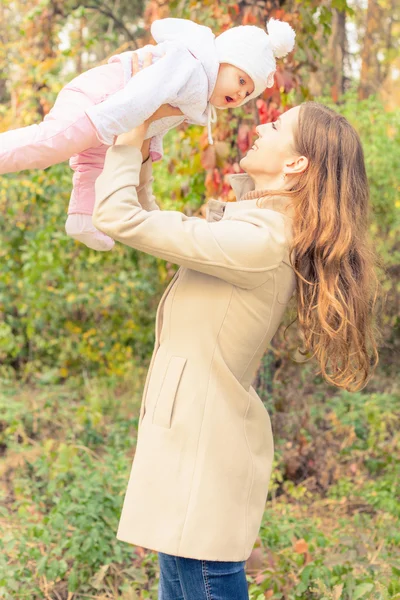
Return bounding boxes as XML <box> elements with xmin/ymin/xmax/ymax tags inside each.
<box><xmin>215</xmin><ymin>79</ymin><xmax>224</xmax><ymax>93</ymax></box>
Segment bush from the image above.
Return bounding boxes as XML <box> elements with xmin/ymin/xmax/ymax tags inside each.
<box><xmin>0</xmin><ymin>95</ymin><xmax>398</xmax><ymax>379</ymax></box>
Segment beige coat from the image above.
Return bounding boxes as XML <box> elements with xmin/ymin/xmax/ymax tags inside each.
<box><xmin>93</xmin><ymin>145</ymin><xmax>296</xmax><ymax>561</ymax></box>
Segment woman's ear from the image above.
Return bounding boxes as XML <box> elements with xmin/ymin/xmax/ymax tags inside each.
<box><xmin>284</xmin><ymin>155</ymin><xmax>309</xmax><ymax>175</ymax></box>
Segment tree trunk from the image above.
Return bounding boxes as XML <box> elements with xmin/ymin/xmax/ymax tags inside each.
<box><xmin>359</xmin><ymin>0</ymin><xmax>381</xmax><ymax>100</ymax></box>
<box><xmin>329</xmin><ymin>9</ymin><xmax>346</xmax><ymax>102</ymax></box>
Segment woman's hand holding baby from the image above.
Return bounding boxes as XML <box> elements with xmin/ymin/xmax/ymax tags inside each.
<box><xmin>115</xmin><ymin>52</ymin><xmax>184</xmax><ymax>160</ymax></box>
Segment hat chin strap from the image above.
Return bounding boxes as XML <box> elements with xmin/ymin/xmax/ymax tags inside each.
<box><xmin>207</xmin><ymin>104</ymin><xmax>218</xmax><ymax>145</ymax></box>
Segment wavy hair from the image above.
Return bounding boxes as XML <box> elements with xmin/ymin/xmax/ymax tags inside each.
<box><xmin>256</xmin><ymin>101</ymin><xmax>384</xmax><ymax>392</ymax></box>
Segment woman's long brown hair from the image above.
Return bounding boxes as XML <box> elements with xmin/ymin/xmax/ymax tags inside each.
<box><xmin>257</xmin><ymin>101</ymin><xmax>384</xmax><ymax>392</ymax></box>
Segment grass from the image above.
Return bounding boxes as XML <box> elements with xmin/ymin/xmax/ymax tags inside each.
<box><xmin>0</xmin><ymin>369</ymin><xmax>399</xmax><ymax>600</ymax></box>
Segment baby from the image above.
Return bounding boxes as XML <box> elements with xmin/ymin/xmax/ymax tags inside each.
<box><xmin>0</xmin><ymin>17</ymin><xmax>295</xmax><ymax>251</ymax></box>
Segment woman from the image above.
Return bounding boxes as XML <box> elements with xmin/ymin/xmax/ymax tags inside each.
<box><xmin>92</xmin><ymin>55</ymin><xmax>381</xmax><ymax>599</ymax></box>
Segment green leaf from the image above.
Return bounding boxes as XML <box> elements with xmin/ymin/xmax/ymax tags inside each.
<box><xmin>353</xmin><ymin>583</ymin><xmax>374</xmax><ymax>599</ymax></box>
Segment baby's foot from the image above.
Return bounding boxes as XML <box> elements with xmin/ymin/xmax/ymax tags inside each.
<box><xmin>65</xmin><ymin>214</ymin><xmax>115</xmax><ymax>251</ymax></box>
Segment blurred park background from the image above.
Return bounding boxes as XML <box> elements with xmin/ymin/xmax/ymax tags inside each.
<box><xmin>0</xmin><ymin>0</ymin><xmax>399</xmax><ymax>598</ymax></box>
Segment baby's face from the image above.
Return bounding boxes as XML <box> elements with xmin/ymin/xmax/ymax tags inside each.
<box><xmin>210</xmin><ymin>64</ymin><xmax>255</xmax><ymax>109</ymax></box>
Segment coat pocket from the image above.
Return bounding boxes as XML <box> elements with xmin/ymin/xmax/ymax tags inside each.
<box><xmin>152</xmin><ymin>356</ymin><xmax>187</xmax><ymax>428</ymax></box>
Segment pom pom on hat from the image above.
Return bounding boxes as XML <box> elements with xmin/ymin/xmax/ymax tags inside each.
<box><xmin>215</xmin><ymin>18</ymin><xmax>296</xmax><ymax>105</ymax></box>
<box><xmin>266</xmin><ymin>17</ymin><xmax>296</xmax><ymax>59</ymax></box>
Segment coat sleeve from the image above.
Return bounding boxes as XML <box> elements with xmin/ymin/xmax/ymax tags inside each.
<box><xmin>92</xmin><ymin>145</ymin><xmax>287</xmax><ymax>289</ymax></box>
<box><xmin>85</xmin><ymin>44</ymin><xmax>195</xmax><ymax>146</ymax></box>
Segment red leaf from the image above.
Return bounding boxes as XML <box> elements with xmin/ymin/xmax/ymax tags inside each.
<box><xmin>213</xmin><ymin>168</ymin><xmax>221</xmax><ymax>187</ymax></box>
<box><xmin>242</xmin><ymin>8</ymin><xmax>258</xmax><ymax>25</ymax></box>
<box><xmin>294</xmin><ymin>539</ymin><xmax>309</xmax><ymax>554</ymax></box>
<box><xmin>237</xmin><ymin>124</ymin><xmax>251</xmax><ymax>153</ymax></box>
<box><xmin>256</xmin><ymin>99</ymin><xmax>268</xmax><ymax>124</ymax></box>
<box><xmin>256</xmin><ymin>99</ymin><xmax>282</xmax><ymax>124</ymax></box>
<box><xmin>205</xmin><ymin>169</ymin><xmax>222</xmax><ymax>196</ymax></box>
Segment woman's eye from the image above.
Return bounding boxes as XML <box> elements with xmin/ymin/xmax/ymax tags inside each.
<box><xmin>272</xmin><ymin>122</ymin><xmax>277</xmax><ymax>130</ymax></box>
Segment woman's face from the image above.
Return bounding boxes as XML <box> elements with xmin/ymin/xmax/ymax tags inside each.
<box><xmin>240</xmin><ymin>106</ymin><xmax>303</xmax><ymax>179</ymax></box>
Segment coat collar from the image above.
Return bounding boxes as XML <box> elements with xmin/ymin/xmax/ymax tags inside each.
<box><xmin>227</xmin><ymin>172</ymin><xmax>256</xmax><ymax>201</ymax></box>
<box><xmin>205</xmin><ymin>172</ymin><xmax>295</xmax><ymax>222</ymax></box>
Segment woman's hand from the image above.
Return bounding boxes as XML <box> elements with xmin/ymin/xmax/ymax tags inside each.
<box><xmin>115</xmin><ymin>52</ymin><xmax>184</xmax><ymax>160</ymax></box>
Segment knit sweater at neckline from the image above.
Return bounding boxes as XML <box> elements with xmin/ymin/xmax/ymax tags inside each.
<box><xmin>239</xmin><ymin>187</ymin><xmax>295</xmax><ymax>219</ymax></box>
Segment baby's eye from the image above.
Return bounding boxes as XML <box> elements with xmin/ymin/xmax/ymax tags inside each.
<box><xmin>240</xmin><ymin>78</ymin><xmax>245</xmax><ymax>85</ymax></box>
<box><xmin>246</xmin><ymin>91</ymin><xmax>250</xmax><ymax>97</ymax></box>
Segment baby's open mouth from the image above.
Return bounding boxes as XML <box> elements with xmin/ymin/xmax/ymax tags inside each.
<box><xmin>225</xmin><ymin>96</ymin><xmax>234</xmax><ymax>103</ymax></box>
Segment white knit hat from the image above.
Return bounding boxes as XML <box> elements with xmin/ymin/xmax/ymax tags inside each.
<box><xmin>215</xmin><ymin>18</ymin><xmax>296</xmax><ymax>105</ymax></box>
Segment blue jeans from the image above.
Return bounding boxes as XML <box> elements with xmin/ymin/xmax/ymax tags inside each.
<box><xmin>158</xmin><ymin>551</ymin><xmax>249</xmax><ymax>600</ymax></box>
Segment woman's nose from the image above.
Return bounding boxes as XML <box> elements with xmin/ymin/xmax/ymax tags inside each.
<box><xmin>255</xmin><ymin>124</ymin><xmax>267</xmax><ymax>136</ymax></box>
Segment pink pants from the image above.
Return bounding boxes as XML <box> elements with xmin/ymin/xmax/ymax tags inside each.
<box><xmin>0</xmin><ymin>61</ymin><xmax>154</xmax><ymax>216</ymax></box>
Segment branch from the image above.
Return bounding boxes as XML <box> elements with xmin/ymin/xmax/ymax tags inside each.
<box><xmin>74</xmin><ymin>1</ymin><xmax>140</xmax><ymax>47</ymax></box>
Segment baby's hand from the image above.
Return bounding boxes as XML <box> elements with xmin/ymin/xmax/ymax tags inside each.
<box><xmin>132</xmin><ymin>50</ymin><xmax>153</xmax><ymax>73</ymax></box>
